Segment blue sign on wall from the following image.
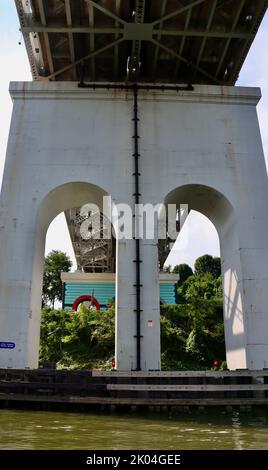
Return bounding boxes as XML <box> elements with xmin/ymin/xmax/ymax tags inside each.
<box><xmin>0</xmin><ymin>342</ymin><xmax>15</xmax><ymax>349</ymax></box>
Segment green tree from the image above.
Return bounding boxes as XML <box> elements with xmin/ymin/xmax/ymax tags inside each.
<box><xmin>42</xmin><ymin>250</ymin><xmax>72</xmax><ymax>308</ymax></box>
<box><xmin>178</xmin><ymin>273</ymin><xmax>221</xmax><ymax>303</ymax></box>
<box><xmin>211</xmin><ymin>257</ymin><xmax>221</xmax><ymax>278</ymax></box>
<box><xmin>194</xmin><ymin>254</ymin><xmax>221</xmax><ymax>278</ymax></box>
<box><xmin>172</xmin><ymin>264</ymin><xmax>193</xmax><ymax>286</ymax></box>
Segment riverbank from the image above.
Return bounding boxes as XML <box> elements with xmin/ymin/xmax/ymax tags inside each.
<box><xmin>1</xmin><ymin>369</ymin><xmax>268</xmax><ymax>414</ymax></box>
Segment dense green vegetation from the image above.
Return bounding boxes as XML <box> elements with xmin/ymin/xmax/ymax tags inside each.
<box><xmin>39</xmin><ymin>300</ymin><xmax>225</xmax><ymax>370</ymax></box>
<box><xmin>40</xmin><ymin>253</ymin><xmax>226</xmax><ymax>370</ymax></box>
<box><xmin>160</xmin><ymin>300</ymin><xmax>225</xmax><ymax>370</ymax></box>
<box><xmin>40</xmin><ymin>304</ymin><xmax>115</xmax><ymax>370</ymax></box>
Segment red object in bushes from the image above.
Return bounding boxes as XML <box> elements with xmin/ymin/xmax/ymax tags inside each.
<box><xmin>72</xmin><ymin>295</ymin><xmax>100</xmax><ymax>311</ymax></box>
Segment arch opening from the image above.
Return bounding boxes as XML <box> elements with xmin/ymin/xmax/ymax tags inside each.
<box><xmin>159</xmin><ymin>184</ymin><xmax>246</xmax><ymax>371</ymax></box>
<box><xmin>28</xmin><ymin>181</ymin><xmax>117</xmax><ymax>369</ymax></box>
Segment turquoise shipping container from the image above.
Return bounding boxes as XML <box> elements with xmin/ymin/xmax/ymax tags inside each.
<box><xmin>63</xmin><ymin>281</ymin><xmax>178</xmax><ymax>310</ymax></box>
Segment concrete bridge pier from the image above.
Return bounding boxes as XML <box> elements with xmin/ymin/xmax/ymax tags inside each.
<box><xmin>0</xmin><ymin>82</ymin><xmax>268</xmax><ymax>371</ymax></box>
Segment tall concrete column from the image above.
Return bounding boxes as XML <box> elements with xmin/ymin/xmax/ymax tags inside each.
<box><xmin>239</xmin><ymin>207</ymin><xmax>268</xmax><ymax>368</ymax></box>
<box><xmin>0</xmin><ymin>169</ymin><xmax>41</xmax><ymax>368</ymax></box>
<box><xmin>115</xmin><ymin>86</ymin><xmax>161</xmax><ymax>371</ymax></box>
<box><xmin>221</xmin><ymin>212</ymin><xmax>268</xmax><ymax>370</ymax></box>
<box><xmin>220</xmin><ymin>211</ymin><xmax>248</xmax><ymax>370</ymax></box>
<box><xmin>222</xmin><ymin>109</ymin><xmax>268</xmax><ymax>370</ymax></box>
<box><xmin>140</xmin><ymin>235</ymin><xmax>161</xmax><ymax>371</ymax></box>
<box><xmin>115</xmin><ymin>234</ymin><xmax>161</xmax><ymax>371</ymax></box>
<box><xmin>115</xmin><ymin>238</ymin><xmax>136</xmax><ymax>370</ymax></box>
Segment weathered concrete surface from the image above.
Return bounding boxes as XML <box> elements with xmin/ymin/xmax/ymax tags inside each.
<box><xmin>0</xmin><ymin>82</ymin><xmax>268</xmax><ymax>370</ymax></box>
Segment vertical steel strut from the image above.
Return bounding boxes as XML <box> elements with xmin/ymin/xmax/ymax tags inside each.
<box><xmin>132</xmin><ymin>84</ymin><xmax>142</xmax><ymax>371</ymax></box>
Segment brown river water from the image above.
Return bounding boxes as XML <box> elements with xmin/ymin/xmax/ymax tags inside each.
<box><xmin>0</xmin><ymin>409</ymin><xmax>268</xmax><ymax>450</ymax></box>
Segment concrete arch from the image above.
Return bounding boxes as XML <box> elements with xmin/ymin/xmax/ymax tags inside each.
<box><xmin>29</xmin><ymin>181</ymin><xmax>114</xmax><ymax>368</ymax></box>
<box><xmin>36</xmin><ymin>181</ymin><xmax>110</xmax><ymax>233</ymax></box>
<box><xmin>163</xmin><ymin>183</ymin><xmax>234</xmax><ymax>234</ymax></box>
<box><xmin>162</xmin><ymin>183</ymin><xmax>247</xmax><ymax>370</ymax></box>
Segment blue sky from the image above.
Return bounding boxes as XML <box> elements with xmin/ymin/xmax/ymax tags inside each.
<box><xmin>0</xmin><ymin>2</ymin><xmax>267</xmax><ymax>269</ymax></box>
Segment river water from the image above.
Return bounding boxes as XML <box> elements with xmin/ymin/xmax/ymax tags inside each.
<box><xmin>0</xmin><ymin>409</ymin><xmax>268</xmax><ymax>450</ymax></box>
